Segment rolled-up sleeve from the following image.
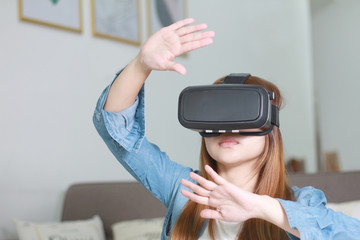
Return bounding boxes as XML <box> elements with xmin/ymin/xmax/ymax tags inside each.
<box><xmin>278</xmin><ymin>186</ymin><xmax>360</xmax><ymax>240</ymax></box>
<box><xmin>92</xmin><ymin>71</ymin><xmax>193</xmax><ymax>209</ymax></box>
<box><xmin>93</xmin><ymin>70</ymin><xmax>145</xmax><ymax>153</ymax></box>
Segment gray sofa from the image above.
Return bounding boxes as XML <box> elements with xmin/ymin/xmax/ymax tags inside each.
<box><xmin>61</xmin><ymin>171</ymin><xmax>360</xmax><ymax>240</ymax></box>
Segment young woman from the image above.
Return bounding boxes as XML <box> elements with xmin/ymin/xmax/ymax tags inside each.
<box><xmin>93</xmin><ymin>18</ymin><xmax>360</xmax><ymax>239</ymax></box>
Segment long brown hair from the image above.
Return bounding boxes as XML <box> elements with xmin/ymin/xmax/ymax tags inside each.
<box><xmin>171</xmin><ymin>76</ymin><xmax>292</xmax><ymax>240</ymax></box>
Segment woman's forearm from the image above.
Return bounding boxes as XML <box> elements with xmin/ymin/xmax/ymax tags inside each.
<box><xmin>103</xmin><ymin>55</ymin><xmax>151</xmax><ymax>113</ymax></box>
<box><xmin>257</xmin><ymin>195</ymin><xmax>300</xmax><ymax>238</ymax></box>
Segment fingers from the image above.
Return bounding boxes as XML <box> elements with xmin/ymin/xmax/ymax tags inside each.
<box><xmin>182</xmin><ymin>168</ymin><xmax>226</xmax><ymax>195</ymax></box>
<box><xmin>176</xmin><ymin>23</ymin><xmax>209</xmax><ymax>37</ymax></box>
<box><xmin>181</xmin><ymin>38</ymin><xmax>214</xmax><ymax>55</ymax></box>
<box><xmin>167</xmin><ymin>18</ymin><xmax>195</xmax><ymax>31</ymax></box>
<box><xmin>179</xmin><ymin>29</ymin><xmax>214</xmax><ymax>54</ymax></box>
<box><xmin>177</xmin><ymin>24</ymin><xmax>215</xmax><ymax>54</ymax></box>
<box><xmin>180</xmin><ymin>192</ymin><xmax>224</xmax><ymax>220</ymax></box>
<box><xmin>200</xmin><ymin>209</ymin><xmax>223</xmax><ymax>220</ymax></box>
<box><xmin>181</xmin><ymin>178</ymin><xmax>211</xmax><ymax>197</ymax></box>
<box><xmin>168</xmin><ymin>62</ymin><xmax>186</xmax><ymax>75</ymax></box>
<box><xmin>156</xmin><ymin>18</ymin><xmax>214</xmax><ymax>73</ymax></box>
<box><xmin>189</xmin><ymin>171</ymin><xmax>218</xmax><ymax>191</ymax></box>
<box><xmin>205</xmin><ymin>165</ymin><xmax>227</xmax><ymax>185</ymax></box>
<box><xmin>181</xmin><ymin>189</ymin><xmax>209</xmax><ymax>205</ymax></box>
<box><xmin>180</xmin><ymin>30</ymin><xmax>215</xmax><ymax>44</ymax></box>
<box><xmin>180</xmin><ymin>172</ymin><xmax>218</xmax><ymax>207</ymax></box>
<box><xmin>169</xmin><ymin>18</ymin><xmax>215</xmax><ymax>54</ymax></box>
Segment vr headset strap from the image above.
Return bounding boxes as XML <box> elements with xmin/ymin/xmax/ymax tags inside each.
<box><xmin>272</xmin><ymin>104</ymin><xmax>280</xmax><ymax>127</ymax></box>
<box><xmin>223</xmin><ymin>73</ymin><xmax>251</xmax><ymax>84</ymax></box>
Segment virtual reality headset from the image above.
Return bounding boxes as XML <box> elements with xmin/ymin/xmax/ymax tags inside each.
<box><xmin>178</xmin><ymin>73</ymin><xmax>280</xmax><ymax>137</ymax></box>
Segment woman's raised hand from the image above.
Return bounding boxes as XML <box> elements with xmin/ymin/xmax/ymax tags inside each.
<box><xmin>181</xmin><ymin>165</ymin><xmax>262</xmax><ymax>222</ymax></box>
<box><xmin>137</xmin><ymin>18</ymin><xmax>215</xmax><ymax>75</ymax></box>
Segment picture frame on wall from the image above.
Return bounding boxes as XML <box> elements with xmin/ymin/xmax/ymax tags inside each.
<box><xmin>91</xmin><ymin>0</ymin><xmax>142</xmax><ymax>46</ymax></box>
<box><xmin>18</xmin><ymin>0</ymin><xmax>83</xmax><ymax>33</ymax></box>
<box><xmin>147</xmin><ymin>0</ymin><xmax>187</xmax><ymax>36</ymax></box>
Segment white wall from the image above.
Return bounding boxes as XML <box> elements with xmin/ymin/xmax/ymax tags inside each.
<box><xmin>0</xmin><ymin>0</ymin><xmax>314</xmax><ymax>238</ymax></box>
<box><xmin>311</xmin><ymin>0</ymin><xmax>360</xmax><ymax>171</ymax></box>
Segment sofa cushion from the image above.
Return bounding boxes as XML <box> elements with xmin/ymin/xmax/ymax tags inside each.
<box><xmin>111</xmin><ymin>217</ymin><xmax>164</xmax><ymax>240</ymax></box>
<box><xmin>14</xmin><ymin>215</ymin><xmax>105</xmax><ymax>240</ymax></box>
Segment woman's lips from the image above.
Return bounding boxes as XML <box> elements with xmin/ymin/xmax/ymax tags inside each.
<box><xmin>219</xmin><ymin>137</ymin><xmax>239</xmax><ymax>147</ymax></box>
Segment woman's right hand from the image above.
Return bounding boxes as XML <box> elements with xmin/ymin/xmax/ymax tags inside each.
<box><xmin>136</xmin><ymin>18</ymin><xmax>215</xmax><ymax>75</ymax></box>
<box><xmin>104</xmin><ymin>18</ymin><xmax>214</xmax><ymax>113</ymax></box>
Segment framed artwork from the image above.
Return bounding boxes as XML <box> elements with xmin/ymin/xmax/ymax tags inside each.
<box><xmin>147</xmin><ymin>0</ymin><xmax>187</xmax><ymax>36</ymax></box>
<box><xmin>91</xmin><ymin>0</ymin><xmax>142</xmax><ymax>46</ymax></box>
<box><xmin>18</xmin><ymin>0</ymin><xmax>83</xmax><ymax>33</ymax></box>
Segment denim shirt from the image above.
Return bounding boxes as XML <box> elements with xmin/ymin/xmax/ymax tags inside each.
<box><xmin>93</xmin><ymin>72</ymin><xmax>360</xmax><ymax>240</ymax></box>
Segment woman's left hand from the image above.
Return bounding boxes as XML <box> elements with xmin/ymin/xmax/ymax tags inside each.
<box><xmin>181</xmin><ymin>165</ymin><xmax>301</xmax><ymax>237</ymax></box>
<box><xmin>181</xmin><ymin>165</ymin><xmax>262</xmax><ymax>222</ymax></box>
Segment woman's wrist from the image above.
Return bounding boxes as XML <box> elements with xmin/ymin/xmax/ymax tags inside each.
<box><xmin>246</xmin><ymin>194</ymin><xmax>270</xmax><ymax>220</ymax></box>
<box><xmin>257</xmin><ymin>195</ymin><xmax>279</xmax><ymax>220</ymax></box>
<box><xmin>103</xmin><ymin>54</ymin><xmax>151</xmax><ymax>113</ymax></box>
<box><xmin>255</xmin><ymin>195</ymin><xmax>300</xmax><ymax>237</ymax></box>
<box><xmin>256</xmin><ymin>195</ymin><xmax>289</xmax><ymax>225</ymax></box>
<box><xmin>133</xmin><ymin>53</ymin><xmax>152</xmax><ymax>76</ymax></box>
